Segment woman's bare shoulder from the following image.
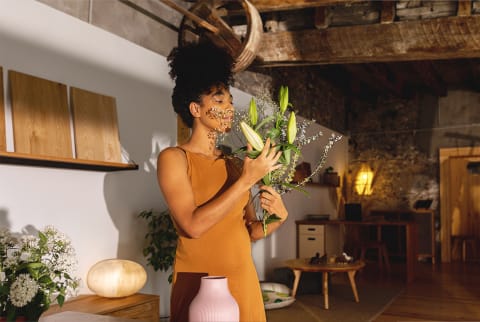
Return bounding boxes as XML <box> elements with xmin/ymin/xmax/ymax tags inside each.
<box><xmin>158</xmin><ymin>146</ymin><xmax>186</xmax><ymax>165</ymax></box>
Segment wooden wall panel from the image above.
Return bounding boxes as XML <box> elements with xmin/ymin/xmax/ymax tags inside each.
<box><xmin>71</xmin><ymin>87</ymin><xmax>121</xmax><ymax>162</ymax></box>
<box><xmin>9</xmin><ymin>70</ymin><xmax>72</xmax><ymax>157</ymax></box>
<box><xmin>0</xmin><ymin>67</ymin><xmax>6</xmax><ymax>151</ymax></box>
<box><xmin>439</xmin><ymin>147</ymin><xmax>480</xmax><ymax>262</ymax></box>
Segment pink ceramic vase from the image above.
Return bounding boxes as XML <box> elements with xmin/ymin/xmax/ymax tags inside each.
<box><xmin>189</xmin><ymin>276</ymin><xmax>239</xmax><ymax>322</ymax></box>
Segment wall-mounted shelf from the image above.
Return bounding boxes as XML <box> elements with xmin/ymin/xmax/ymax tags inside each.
<box><xmin>0</xmin><ymin>151</ymin><xmax>138</xmax><ymax>172</ymax></box>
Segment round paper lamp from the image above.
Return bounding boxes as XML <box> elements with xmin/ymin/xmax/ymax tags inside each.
<box><xmin>87</xmin><ymin>259</ymin><xmax>147</xmax><ymax>298</ymax></box>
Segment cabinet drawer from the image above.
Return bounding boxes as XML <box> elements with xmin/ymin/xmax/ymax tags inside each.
<box><xmin>298</xmin><ymin>224</ymin><xmax>324</xmax><ymax>235</ymax></box>
<box><xmin>299</xmin><ymin>235</ymin><xmax>325</xmax><ymax>258</ymax></box>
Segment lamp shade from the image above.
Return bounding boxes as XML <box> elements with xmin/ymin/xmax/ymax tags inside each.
<box><xmin>355</xmin><ymin>164</ymin><xmax>374</xmax><ymax>195</ymax></box>
<box><xmin>87</xmin><ymin>259</ymin><xmax>147</xmax><ymax>298</ymax></box>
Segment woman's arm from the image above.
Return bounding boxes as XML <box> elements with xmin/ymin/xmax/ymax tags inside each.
<box><xmin>244</xmin><ymin>185</ymin><xmax>289</xmax><ymax>241</ymax></box>
<box><xmin>157</xmin><ymin>139</ymin><xmax>281</xmax><ymax>239</ymax></box>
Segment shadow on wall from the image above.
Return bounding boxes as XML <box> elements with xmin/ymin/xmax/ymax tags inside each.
<box><xmin>0</xmin><ymin>209</ymin><xmax>39</xmax><ymax>236</ymax></box>
<box><xmin>102</xmin><ymin>83</ymin><xmax>174</xmax><ymax>262</ymax></box>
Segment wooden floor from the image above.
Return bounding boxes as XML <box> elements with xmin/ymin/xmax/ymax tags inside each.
<box><xmin>366</xmin><ymin>260</ymin><xmax>480</xmax><ymax>321</ymax></box>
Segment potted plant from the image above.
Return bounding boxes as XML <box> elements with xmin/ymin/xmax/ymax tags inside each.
<box><xmin>138</xmin><ymin>209</ymin><xmax>177</xmax><ymax>283</ymax></box>
<box><xmin>323</xmin><ymin>166</ymin><xmax>340</xmax><ymax>187</ymax></box>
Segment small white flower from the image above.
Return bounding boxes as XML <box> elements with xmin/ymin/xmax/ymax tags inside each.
<box><xmin>20</xmin><ymin>251</ymin><xmax>31</xmax><ymax>262</ymax></box>
<box><xmin>9</xmin><ymin>273</ymin><xmax>39</xmax><ymax>307</ymax></box>
<box><xmin>0</xmin><ymin>271</ymin><xmax>5</xmax><ymax>282</ymax></box>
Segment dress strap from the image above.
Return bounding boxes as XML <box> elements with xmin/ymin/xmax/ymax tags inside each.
<box><xmin>175</xmin><ymin>146</ymin><xmax>187</xmax><ymax>154</ymax></box>
<box><xmin>174</xmin><ymin>146</ymin><xmax>191</xmax><ymax>176</ymax></box>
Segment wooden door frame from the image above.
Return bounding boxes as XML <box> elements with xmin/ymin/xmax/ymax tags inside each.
<box><xmin>439</xmin><ymin>146</ymin><xmax>480</xmax><ymax>262</ymax></box>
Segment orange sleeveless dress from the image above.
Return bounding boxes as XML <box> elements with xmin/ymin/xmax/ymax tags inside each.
<box><xmin>170</xmin><ymin>150</ymin><xmax>266</xmax><ymax>322</ymax></box>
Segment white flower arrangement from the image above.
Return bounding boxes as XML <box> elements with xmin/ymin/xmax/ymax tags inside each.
<box><xmin>0</xmin><ymin>226</ymin><xmax>80</xmax><ymax>321</ymax></box>
<box><xmin>229</xmin><ymin>86</ymin><xmax>342</xmax><ymax>234</ymax></box>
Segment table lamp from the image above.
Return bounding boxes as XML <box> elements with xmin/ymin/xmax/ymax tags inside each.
<box><xmin>87</xmin><ymin>259</ymin><xmax>147</xmax><ymax>298</ymax></box>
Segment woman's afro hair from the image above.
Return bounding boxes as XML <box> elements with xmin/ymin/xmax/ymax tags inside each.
<box><xmin>167</xmin><ymin>42</ymin><xmax>235</xmax><ymax>128</ymax></box>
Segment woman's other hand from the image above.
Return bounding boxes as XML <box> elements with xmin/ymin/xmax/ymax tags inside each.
<box><xmin>259</xmin><ymin>185</ymin><xmax>288</xmax><ymax>222</ymax></box>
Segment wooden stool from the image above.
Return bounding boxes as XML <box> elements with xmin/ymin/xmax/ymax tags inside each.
<box><xmin>451</xmin><ymin>235</ymin><xmax>477</xmax><ymax>262</ymax></box>
<box><xmin>356</xmin><ymin>240</ymin><xmax>391</xmax><ymax>272</ymax></box>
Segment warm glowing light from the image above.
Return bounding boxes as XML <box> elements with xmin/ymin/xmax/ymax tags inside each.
<box><xmin>87</xmin><ymin>259</ymin><xmax>147</xmax><ymax>298</ymax></box>
<box><xmin>355</xmin><ymin>165</ymin><xmax>374</xmax><ymax>195</ymax></box>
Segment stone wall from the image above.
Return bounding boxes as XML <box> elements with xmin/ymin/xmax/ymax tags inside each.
<box><xmin>234</xmin><ymin>67</ymin><xmax>346</xmax><ymax>133</ymax></box>
<box><xmin>237</xmin><ymin>67</ymin><xmax>480</xmax><ymax>228</ymax></box>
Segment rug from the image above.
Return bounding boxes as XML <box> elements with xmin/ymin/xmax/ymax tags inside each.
<box><xmin>266</xmin><ymin>282</ymin><xmax>404</xmax><ymax>322</ymax></box>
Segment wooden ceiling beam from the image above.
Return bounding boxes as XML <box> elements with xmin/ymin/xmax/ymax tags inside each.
<box><xmin>254</xmin><ymin>16</ymin><xmax>480</xmax><ymax>66</ymax></box>
<box><xmin>248</xmin><ymin>0</ymin><xmax>364</xmax><ymax>12</ymax></box>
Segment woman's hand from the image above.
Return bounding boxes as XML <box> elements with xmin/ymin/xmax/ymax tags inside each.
<box><xmin>259</xmin><ymin>185</ymin><xmax>288</xmax><ymax>221</ymax></box>
<box><xmin>241</xmin><ymin>138</ymin><xmax>282</xmax><ymax>186</ymax></box>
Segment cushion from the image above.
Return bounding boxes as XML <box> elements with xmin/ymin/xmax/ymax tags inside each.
<box><xmin>260</xmin><ymin>282</ymin><xmax>295</xmax><ymax>310</ymax></box>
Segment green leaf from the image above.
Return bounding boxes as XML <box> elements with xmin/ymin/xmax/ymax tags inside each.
<box><xmin>254</xmin><ymin>115</ymin><xmax>276</xmax><ymax>131</ymax></box>
<box><xmin>249</xmin><ymin>98</ymin><xmax>258</xmax><ymax>126</ymax></box>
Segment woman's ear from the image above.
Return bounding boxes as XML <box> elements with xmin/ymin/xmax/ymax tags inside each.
<box><xmin>189</xmin><ymin>102</ymin><xmax>201</xmax><ymax>118</ymax></box>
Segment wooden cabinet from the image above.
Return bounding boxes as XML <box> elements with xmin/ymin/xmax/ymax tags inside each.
<box><xmin>296</xmin><ymin>223</ymin><xmax>325</xmax><ymax>258</ymax></box>
<box><xmin>42</xmin><ymin>293</ymin><xmax>159</xmax><ymax>322</ymax></box>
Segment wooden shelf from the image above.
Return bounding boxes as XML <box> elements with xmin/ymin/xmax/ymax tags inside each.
<box><xmin>0</xmin><ymin>151</ymin><xmax>138</xmax><ymax>172</ymax></box>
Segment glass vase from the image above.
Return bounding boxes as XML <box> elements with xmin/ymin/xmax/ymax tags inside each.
<box><xmin>189</xmin><ymin>276</ymin><xmax>239</xmax><ymax>322</ymax></box>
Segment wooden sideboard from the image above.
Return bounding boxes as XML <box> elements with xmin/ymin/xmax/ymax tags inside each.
<box><xmin>42</xmin><ymin>293</ymin><xmax>159</xmax><ymax>322</ymax></box>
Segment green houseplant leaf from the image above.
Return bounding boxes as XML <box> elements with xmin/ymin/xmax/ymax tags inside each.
<box><xmin>138</xmin><ymin>209</ymin><xmax>178</xmax><ymax>283</ymax></box>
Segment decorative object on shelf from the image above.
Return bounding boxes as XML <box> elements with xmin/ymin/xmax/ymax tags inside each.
<box><xmin>86</xmin><ymin>259</ymin><xmax>147</xmax><ymax>298</ymax></box>
<box><xmin>0</xmin><ymin>66</ymin><xmax>6</xmax><ymax>152</ymax></box>
<box><xmin>0</xmin><ymin>69</ymin><xmax>137</xmax><ymax>172</ymax></box>
<box><xmin>323</xmin><ymin>166</ymin><xmax>340</xmax><ymax>187</ymax></box>
<box><xmin>0</xmin><ymin>226</ymin><xmax>80</xmax><ymax>321</ymax></box>
<box><xmin>189</xmin><ymin>276</ymin><xmax>239</xmax><ymax>322</ymax></box>
<box><xmin>354</xmin><ymin>163</ymin><xmax>374</xmax><ymax>195</ymax></box>
<box><xmin>293</xmin><ymin>162</ymin><xmax>311</xmax><ymax>183</ymax></box>
<box><xmin>305</xmin><ymin>214</ymin><xmax>329</xmax><ymax>221</ymax></box>
<box><xmin>231</xmin><ymin>86</ymin><xmax>342</xmax><ymax>234</ymax></box>
<box><xmin>345</xmin><ymin>203</ymin><xmax>362</xmax><ymax>221</ymax></box>
<box><xmin>70</xmin><ymin>87</ymin><xmax>122</xmax><ymax>163</ymax></box>
<box><xmin>138</xmin><ymin>209</ymin><xmax>178</xmax><ymax>283</ymax></box>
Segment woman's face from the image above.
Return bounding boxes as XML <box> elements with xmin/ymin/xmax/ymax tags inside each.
<box><xmin>199</xmin><ymin>85</ymin><xmax>234</xmax><ymax>133</ymax></box>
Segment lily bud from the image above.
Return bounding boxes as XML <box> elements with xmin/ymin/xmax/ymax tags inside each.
<box><xmin>287</xmin><ymin>111</ymin><xmax>297</xmax><ymax>144</ymax></box>
<box><xmin>240</xmin><ymin>121</ymin><xmax>264</xmax><ymax>151</ymax></box>
<box><xmin>249</xmin><ymin>98</ymin><xmax>258</xmax><ymax>126</ymax></box>
<box><xmin>279</xmin><ymin>86</ymin><xmax>289</xmax><ymax>115</ymax></box>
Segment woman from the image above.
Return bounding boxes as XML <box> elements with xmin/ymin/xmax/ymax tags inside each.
<box><xmin>157</xmin><ymin>42</ymin><xmax>289</xmax><ymax>322</ymax></box>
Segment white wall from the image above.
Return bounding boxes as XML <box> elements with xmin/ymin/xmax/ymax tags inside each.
<box><xmin>0</xmin><ymin>1</ymin><xmax>176</xmax><ymax>316</ymax></box>
<box><xmin>0</xmin><ymin>1</ymin><xmax>347</xmax><ymax>317</ymax></box>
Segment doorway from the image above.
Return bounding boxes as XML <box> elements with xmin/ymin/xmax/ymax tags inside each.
<box><xmin>439</xmin><ymin>147</ymin><xmax>480</xmax><ymax>262</ymax></box>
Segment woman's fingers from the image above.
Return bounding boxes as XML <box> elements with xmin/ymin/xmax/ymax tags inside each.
<box><xmin>259</xmin><ymin>185</ymin><xmax>288</xmax><ymax>219</ymax></box>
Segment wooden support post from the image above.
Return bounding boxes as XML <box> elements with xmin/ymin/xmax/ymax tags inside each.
<box><xmin>314</xmin><ymin>7</ymin><xmax>331</xmax><ymax>29</ymax></box>
<box><xmin>457</xmin><ymin>0</ymin><xmax>472</xmax><ymax>16</ymax></box>
<box><xmin>380</xmin><ymin>0</ymin><xmax>396</xmax><ymax>24</ymax></box>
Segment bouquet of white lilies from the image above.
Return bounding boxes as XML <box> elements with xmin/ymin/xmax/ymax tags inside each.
<box><xmin>233</xmin><ymin>86</ymin><xmax>342</xmax><ymax>235</ymax></box>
